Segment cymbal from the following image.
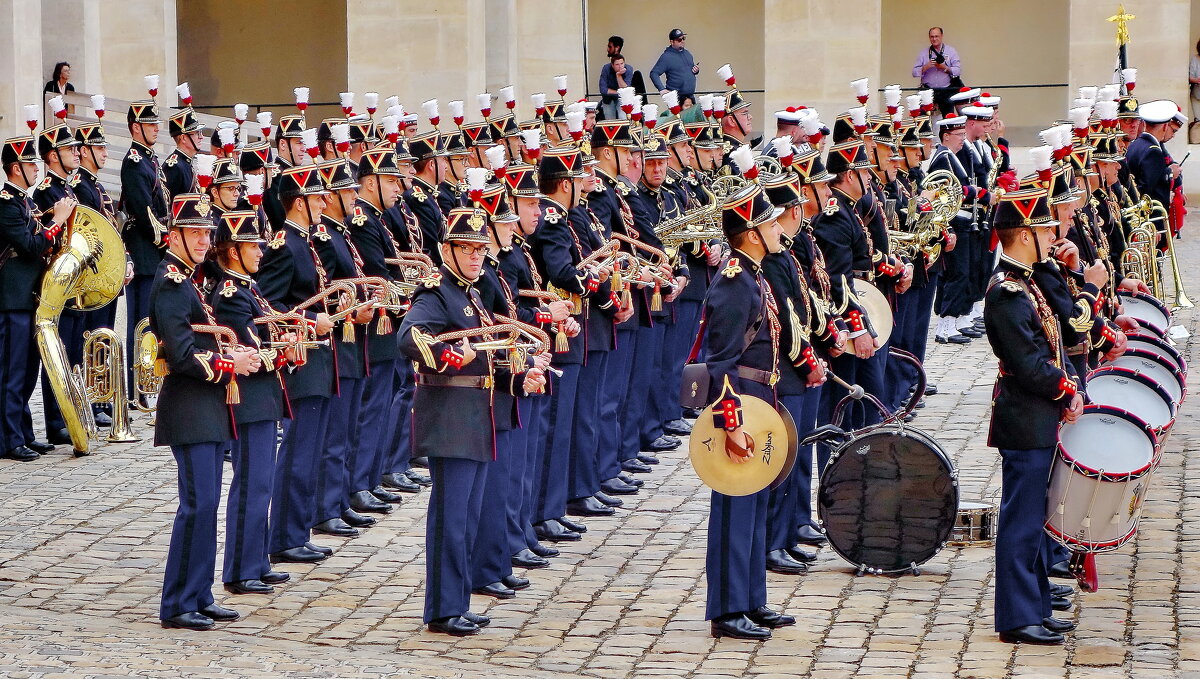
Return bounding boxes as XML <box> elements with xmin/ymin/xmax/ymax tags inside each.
<box><xmin>770</xmin><ymin>401</ymin><xmax>799</xmax><ymax>491</ymax></box>
<box><xmin>689</xmin><ymin>394</ymin><xmax>792</xmax><ymax>497</ymax></box>
<box><xmin>852</xmin><ymin>278</ymin><xmax>893</xmax><ymax>346</ymax></box>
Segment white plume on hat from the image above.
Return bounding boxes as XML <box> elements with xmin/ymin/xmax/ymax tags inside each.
<box><xmin>771</xmin><ymin>136</ymin><xmax>793</xmax><ymax>158</ymax></box>
<box><xmin>176</xmin><ymin>82</ymin><xmax>191</xmax><ymax>103</ymax></box>
<box><xmin>1069</xmin><ymin>107</ymin><xmax>1092</xmax><ymax>130</ymax></box>
<box><xmin>1038</xmin><ymin>126</ymin><xmax>1064</xmax><ymax>150</ymax></box>
<box><xmin>848</xmin><ymin>106</ymin><xmax>867</xmax><ymax>127</ymax></box>
<box><xmin>712</xmin><ymin>95</ymin><xmax>726</xmax><ymax>113</ymax></box>
<box><xmin>530</xmin><ymin>92</ymin><xmax>546</xmax><ymax>110</ymax></box>
<box><xmin>554</xmin><ymin>75</ymin><xmax>568</xmax><ymax>93</ymax></box>
<box><xmin>499</xmin><ymin>86</ymin><xmax>515</xmax><ymax>104</ymax></box>
<box><xmin>800</xmin><ymin>112</ymin><xmax>822</xmax><ymax>136</ymax></box>
<box><xmin>331</xmin><ymin>123</ymin><xmax>351</xmax><ymax>144</ymax></box>
<box><xmin>729</xmin><ymin>145</ymin><xmax>755</xmax><ymax>174</ymax></box>
<box><xmin>631</xmin><ymin>101</ymin><xmax>643</xmax><ymax>118</ymax></box>
<box><xmin>234</xmin><ymin>103</ymin><xmax>248</xmax><ymax>121</ymax></box>
<box><xmin>218</xmin><ymin>126</ymin><xmax>237</xmax><ymax>147</ymax></box>
<box><xmin>565</xmin><ymin>101</ymin><xmax>586</xmax><ymax>115</ymax></box>
<box><xmin>1097</xmin><ymin>84</ymin><xmax>1120</xmax><ymax>102</ymax></box>
<box><xmin>448</xmin><ymin>100</ymin><xmax>464</xmax><ymax>119</ymax></box>
<box><xmin>1072</xmin><ymin>98</ymin><xmax>1095</xmax><ymax>110</ymax></box>
<box><xmin>618</xmin><ymin>87</ymin><xmax>637</xmax><ymax>107</ymax></box>
<box><xmin>1077</xmin><ymin>86</ymin><xmax>1098</xmax><ymax>102</ymax></box>
<box><xmin>640</xmin><ymin>104</ymin><xmax>658</xmax><ymax>124</ymax></box>
<box><xmin>294</xmin><ymin>87</ymin><xmax>310</xmax><ymax>104</ymax></box>
<box><xmin>919</xmin><ymin>89</ymin><xmax>934</xmax><ymax>106</ymax></box>
<box><xmin>385</xmin><ymin>96</ymin><xmax>400</xmax><ymax>111</ymax></box>
<box><xmin>699</xmin><ymin>93</ymin><xmax>714</xmax><ymax>111</ymax></box>
<box><xmin>906</xmin><ymin>94</ymin><xmax>921</xmax><ymax>112</ymax></box>
<box><xmin>386</xmin><ymin>105</ymin><xmax>404</xmax><ymax>119</ymax></box>
<box><xmin>244</xmin><ymin>172</ymin><xmax>264</xmax><ymax>196</ymax></box>
<box><xmin>339</xmin><ymin>92</ymin><xmax>354</xmax><ymax>110</ymax></box>
<box><xmin>850</xmin><ymin>78</ymin><xmax>870</xmax><ymax>98</ymax></box>
<box><xmin>364</xmin><ymin>92</ymin><xmax>379</xmax><ymax>111</ymax></box>
<box><xmin>144</xmin><ymin>74</ymin><xmax>160</xmax><ymax>93</ymax></box>
<box><xmin>466</xmin><ymin>167</ymin><xmax>489</xmax><ymax>193</ymax></box>
<box><xmin>1121</xmin><ymin>67</ymin><xmax>1137</xmax><ymax>85</ymax></box>
<box><xmin>381</xmin><ymin>115</ymin><xmax>400</xmax><ymax>136</ymax></box>
<box><xmin>662</xmin><ymin>90</ymin><xmax>679</xmax><ymax>111</ymax></box>
<box><xmin>1029</xmin><ymin>146</ymin><xmax>1053</xmax><ymax>172</ymax></box>
<box><xmin>1095</xmin><ymin>100</ymin><xmax>1119</xmax><ymax>121</ymax></box>
<box><xmin>421</xmin><ymin>99</ymin><xmax>439</xmax><ymax>119</ymax></box>
<box><xmin>485</xmin><ymin>145</ymin><xmax>508</xmax><ymax>171</ymax></box>
<box><xmin>477</xmin><ymin>93</ymin><xmax>493</xmax><ymax>112</ymax></box>
<box><xmin>192</xmin><ymin>153</ymin><xmax>216</xmax><ymax>177</ymax></box>
<box><xmin>883</xmin><ymin>85</ymin><xmax>901</xmax><ymax>107</ymax></box>
<box><xmin>48</xmin><ymin>96</ymin><xmax>66</xmax><ymax>117</ymax></box>
<box><xmin>566</xmin><ymin>110</ymin><xmax>586</xmax><ymax>134</ymax></box>
<box><xmin>89</xmin><ymin>94</ymin><xmax>105</xmax><ymax>114</ymax></box>
<box><xmin>256</xmin><ymin>111</ymin><xmax>272</xmax><ymax>127</ymax></box>
<box><xmin>716</xmin><ymin>63</ymin><xmax>734</xmax><ymax>83</ymax></box>
<box><xmin>300</xmin><ymin>127</ymin><xmax>318</xmax><ymax>150</ymax></box>
<box><xmin>22</xmin><ymin>104</ymin><xmax>38</xmax><ymax>124</ymax></box>
<box><xmin>521</xmin><ymin>129</ymin><xmax>541</xmax><ymax>149</ymax></box>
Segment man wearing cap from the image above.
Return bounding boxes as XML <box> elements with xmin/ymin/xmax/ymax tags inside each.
<box><xmin>257</xmin><ymin>166</ymin><xmax>337</xmax><ymax>565</ymax></box>
<box><xmin>122</xmin><ymin>100</ymin><xmax>171</xmax><ymax>404</ymax></box>
<box><xmin>701</xmin><ymin>183</ymin><xmax>792</xmax><ymax>640</ymax></box>
<box><xmin>405</xmin><ymin>131</ymin><xmax>449</xmax><ymax>265</ymax></box>
<box><xmin>721</xmin><ymin>90</ymin><xmax>756</xmax><ymax>153</ymax></box>
<box><xmin>165</xmin><ymin>108</ymin><xmax>203</xmax><ymax>198</ymax></box>
<box><xmin>650</xmin><ymin>29</ymin><xmax>699</xmax><ymax>105</ymax></box>
<box><xmin>984</xmin><ymin>188</ymin><xmax>1084</xmax><ymax>646</ymax></box>
<box><xmin>0</xmin><ymin>135</ymin><xmax>72</xmax><ymax>461</ymax></box>
<box><xmin>1126</xmin><ymin>100</ymin><xmax>1181</xmax><ymax>226</ymax></box>
<box><xmin>958</xmin><ymin>105</ymin><xmax>997</xmax><ymax>332</ymax></box>
<box><xmin>436</xmin><ymin>131</ymin><xmax>472</xmax><ymax>216</ymax></box>
<box><xmin>399</xmin><ymin>206</ymin><xmax>546</xmax><ymax>636</ymax></box>
<box><xmin>153</xmin><ymin>193</ymin><xmax>259</xmax><ymax>631</ymax></box>
<box><xmin>239</xmin><ymin>140</ymin><xmax>279</xmax><ymax>232</ymax></box>
<box><xmin>208</xmin><ymin>209</ymin><xmax>293</xmax><ymax>597</ymax></box>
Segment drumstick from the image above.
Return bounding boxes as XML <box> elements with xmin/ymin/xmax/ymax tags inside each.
<box><xmin>827</xmin><ymin>371</ymin><xmax>866</xmax><ymax>399</ymax></box>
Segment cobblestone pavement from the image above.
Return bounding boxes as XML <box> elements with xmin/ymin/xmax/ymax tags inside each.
<box><xmin>0</xmin><ymin>225</ymin><xmax>1197</xmax><ymax>678</ymax></box>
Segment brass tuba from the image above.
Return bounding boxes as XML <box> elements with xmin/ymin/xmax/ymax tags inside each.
<box><xmin>35</xmin><ymin>205</ymin><xmax>127</xmax><ymax>455</ymax></box>
<box><xmin>82</xmin><ymin>328</ymin><xmax>139</xmax><ymax>443</ymax></box>
<box><xmin>132</xmin><ymin>317</ymin><xmax>163</xmax><ymax>412</ymax></box>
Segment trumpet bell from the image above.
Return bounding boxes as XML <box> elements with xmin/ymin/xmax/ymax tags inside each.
<box><xmin>689</xmin><ymin>394</ymin><xmax>793</xmax><ymax>496</ymax></box>
<box><xmin>60</xmin><ymin>206</ymin><xmax>128</xmax><ymax>312</ymax></box>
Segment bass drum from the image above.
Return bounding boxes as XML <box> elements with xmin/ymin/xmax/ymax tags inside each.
<box><xmin>818</xmin><ymin>425</ymin><xmax>958</xmax><ymax>574</ymax></box>
<box><xmin>1109</xmin><ymin>348</ymin><xmax>1186</xmax><ymax>406</ymax></box>
<box><xmin>1125</xmin><ymin>332</ymin><xmax>1186</xmax><ymax>374</ymax></box>
<box><xmin>1118</xmin><ymin>291</ymin><xmax>1171</xmax><ymax>337</ymax></box>
<box><xmin>1085</xmin><ymin>366</ymin><xmax>1177</xmax><ymax>440</ymax></box>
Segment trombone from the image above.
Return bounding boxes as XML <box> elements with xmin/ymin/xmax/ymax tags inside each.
<box><xmin>254</xmin><ymin>310</ymin><xmax>331</xmax><ymax>364</ymax></box>
<box><xmin>190</xmin><ymin>323</ymin><xmax>250</xmax><ymax>405</ymax></box>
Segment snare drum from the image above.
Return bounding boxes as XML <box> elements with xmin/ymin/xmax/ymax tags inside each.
<box><xmin>1125</xmin><ymin>332</ymin><xmax>1187</xmax><ymax>375</ymax></box>
<box><xmin>1045</xmin><ymin>406</ymin><xmax>1157</xmax><ymax>552</ymax></box>
<box><xmin>818</xmin><ymin>425</ymin><xmax>958</xmax><ymax>574</ymax></box>
<box><xmin>947</xmin><ymin>501</ymin><xmax>998</xmax><ymax>547</ymax></box>
<box><xmin>1110</xmin><ymin>349</ymin><xmax>1186</xmax><ymax>406</ymax></box>
<box><xmin>1085</xmin><ymin>366</ymin><xmax>1177</xmax><ymax>441</ymax></box>
<box><xmin>1118</xmin><ymin>291</ymin><xmax>1171</xmax><ymax>338</ymax></box>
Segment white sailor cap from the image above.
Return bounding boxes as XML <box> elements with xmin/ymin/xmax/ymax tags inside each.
<box><xmin>936</xmin><ymin>112</ymin><xmax>967</xmax><ymax>129</ymax></box>
<box><xmin>774</xmin><ymin>108</ymin><xmax>804</xmax><ymax>123</ymax></box>
<box><xmin>977</xmin><ymin>95</ymin><xmax>1001</xmax><ymax>108</ymax></box>
<box><xmin>948</xmin><ymin>87</ymin><xmax>981</xmax><ymax>103</ymax></box>
<box><xmin>960</xmin><ymin>106</ymin><xmax>994</xmax><ymax>120</ymax></box>
<box><xmin>1138</xmin><ymin>99</ymin><xmax>1179</xmax><ymax>124</ymax></box>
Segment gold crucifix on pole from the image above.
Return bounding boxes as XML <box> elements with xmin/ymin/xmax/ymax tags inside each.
<box><xmin>1108</xmin><ymin>4</ymin><xmax>1136</xmax><ymax>46</ymax></box>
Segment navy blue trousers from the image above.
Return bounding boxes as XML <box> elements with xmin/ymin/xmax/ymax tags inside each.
<box><xmin>936</xmin><ymin>234</ymin><xmax>975</xmax><ymax>319</ymax></box>
<box><xmin>857</xmin><ymin>339</ymin><xmax>890</xmax><ymax>428</ymax></box>
<box><xmin>223</xmin><ymin>420</ymin><xmax>276</xmax><ymax>583</ymax></box>
<box><xmin>508</xmin><ymin>398</ymin><xmax>534</xmax><ymax>555</ymax></box>
<box><xmin>887</xmin><ymin>274</ymin><xmax>939</xmax><ymax>409</ymax></box>
<box><xmin>995</xmin><ymin>446</ymin><xmax>1054</xmax><ymax>631</ymax></box>
<box><xmin>269</xmin><ymin>396</ymin><xmax>329</xmax><ymax>553</ymax></box>
<box><xmin>320</xmin><ymin>376</ymin><xmax>364</xmax><ymax>523</ymax></box>
<box><xmin>768</xmin><ymin>390</ymin><xmax>818</xmax><ymax>551</ymax></box>
<box><xmin>384</xmin><ymin>359</ymin><xmax>415</xmax><ymax>475</ymax></box>
<box><xmin>124</xmin><ymin>274</ymin><xmax>154</xmax><ymax>394</ymax></box>
<box><xmin>664</xmin><ymin>300</ymin><xmax>702</xmax><ymax>421</ymax></box>
<box><xmin>793</xmin><ymin>384</ymin><xmax>822</xmax><ymax>529</ymax></box>
<box><xmin>817</xmin><ymin>353</ymin><xmax>858</xmax><ymax>473</ymax></box>
<box><xmin>161</xmin><ymin>442</ymin><xmax>223</xmax><ymax>619</ymax></box>
<box><xmin>621</xmin><ymin>324</ymin><xmax>657</xmax><ymax>460</ymax></box>
<box><xmin>0</xmin><ymin>311</ymin><xmax>37</xmax><ymax>450</ymax></box>
<box><xmin>471</xmin><ymin>428</ymin><xmax>517</xmax><ymax>588</ymax></box>
<box><xmin>597</xmin><ymin>326</ymin><xmax>636</xmax><ymax>479</ymax></box>
<box><xmin>569</xmin><ymin>351</ymin><xmax>608</xmax><ymax>500</ymax></box>
<box><xmin>359</xmin><ymin>359</ymin><xmax>397</xmax><ymax>493</ymax></box>
<box><xmin>637</xmin><ymin>323</ymin><xmax>668</xmax><ymax>447</ymax></box>
<box><xmin>521</xmin><ymin>393</ymin><xmax>549</xmax><ymax>549</ymax></box>
<box><xmin>535</xmin><ymin>363</ymin><xmax>579</xmax><ymax>522</ymax></box>
<box><xmin>706</xmin><ymin>488</ymin><xmax>769</xmax><ymax>620</ymax></box>
<box><xmin>425</xmin><ymin>456</ymin><xmax>488</xmax><ymax>623</ymax></box>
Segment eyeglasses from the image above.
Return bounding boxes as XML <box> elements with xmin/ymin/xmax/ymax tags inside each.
<box><xmin>453</xmin><ymin>243</ymin><xmax>489</xmax><ymax>256</ymax></box>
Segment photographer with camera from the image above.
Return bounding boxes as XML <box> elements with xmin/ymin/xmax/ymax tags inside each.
<box><xmin>912</xmin><ymin>27</ymin><xmax>963</xmax><ymax>116</ymax></box>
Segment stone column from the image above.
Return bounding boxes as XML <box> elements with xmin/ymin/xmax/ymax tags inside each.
<box><xmin>0</xmin><ymin>0</ymin><xmax>43</xmax><ymax>137</ymax></box>
<box><xmin>510</xmin><ymin>0</ymin><xmax>584</xmax><ymax>119</ymax></box>
<box><xmin>94</xmin><ymin>0</ymin><xmax>177</xmax><ymax>103</ymax></box>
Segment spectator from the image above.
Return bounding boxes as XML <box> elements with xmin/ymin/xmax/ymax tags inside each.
<box><xmin>606</xmin><ymin>35</ymin><xmax>624</xmax><ymax>58</ymax></box>
<box><xmin>912</xmin><ymin>27</ymin><xmax>962</xmax><ymax>115</ymax></box>
<box><xmin>1189</xmin><ymin>39</ymin><xmax>1200</xmax><ymax>124</ymax></box>
<box><xmin>650</xmin><ymin>28</ymin><xmax>698</xmax><ymax>106</ymax></box>
<box><xmin>599</xmin><ymin>53</ymin><xmax>634</xmax><ymax>120</ymax></box>
<box><xmin>44</xmin><ymin>62</ymin><xmax>75</xmax><ymax>97</ymax></box>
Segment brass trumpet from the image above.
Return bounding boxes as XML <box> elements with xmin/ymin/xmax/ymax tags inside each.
<box><xmin>1122</xmin><ymin>199</ymin><xmax>1162</xmax><ymax>300</ymax></box>
<box><xmin>82</xmin><ymin>328</ymin><xmax>139</xmax><ymax>443</ymax></box>
<box><xmin>433</xmin><ymin>320</ymin><xmax>550</xmax><ymax>374</ymax></box>
<box><xmin>613</xmin><ymin>232</ymin><xmax>675</xmax><ymax>310</ymax></box>
<box><xmin>518</xmin><ymin>289</ymin><xmax>571</xmax><ymax>352</ymax></box>
<box><xmin>254</xmin><ymin>310</ymin><xmax>330</xmax><ymax>364</ymax></box>
<box><xmin>190</xmin><ymin>323</ymin><xmax>248</xmax><ymax>404</ymax></box>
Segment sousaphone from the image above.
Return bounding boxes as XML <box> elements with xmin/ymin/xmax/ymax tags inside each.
<box><xmin>689</xmin><ymin>394</ymin><xmax>795</xmax><ymax>496</ymax></box>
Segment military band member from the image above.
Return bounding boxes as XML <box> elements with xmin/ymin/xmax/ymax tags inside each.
<box><xmin>165</xmin><ymin>107</ymin><xmax>203</xmax><ymax>198</ymax></box>
<box><xmin>405</xmin><ymin>131</ymin><xmax>449</xmax><ymax>264</ymax></box>
<box><xmin>984</xmin><ymin>188</ymin><xmax>1083</xmax><ymax>646</ymax></box>
<box><xmin>208</xmin><ymin>210</ymin><xmax>292</xmax><ymax>596</ymax></box>
<box><xmin>153</xmin><ymin>194</ymin><xmax>259</xmax><ymax>631</ymax></box>
<box><xmin>436</xmin><ymin>131</ymin><xmax>471</xmax><ymax>215</ymax></box>
<box><xmin>399</xmin><ymin>206</ymin><xmax>546</xmax><ymax>636</ymax></box>
<box><xmin>701</xmin><ymin>183</ymin><xmax>793</xmax><ymax>640</ymax></box>
<box><xmin>1126</xmin><ymin>99</ymin><xmax>1179</xmax><ymax>238</ymax></box>
<box><xmin>959</xmin><ymin>105</ymin><xmax>997</xmax><ymax>329</ymax></box>
<box><xmin>0</xmin><ymin>135</ymin><xmax>69</xmax><ymax>460</ymax></box>
<box><xmin>206</xmin><ymin>157</ymin><xmax>244</xmax><ymax>215</ymax></box>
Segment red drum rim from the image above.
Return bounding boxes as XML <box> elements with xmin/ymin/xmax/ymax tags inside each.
<box><xmin>1056</xmin><ymin>404</ymin><xmax>1158</xmax><ymax>480</ymax></box>
<box><xmin>1125</xmin><ymin>331</ymin><xmax>1187</xmax><ymax>374</ymax></box>
<box><xmin>1085</xmin><ymin>365</ymin><xmax>1178</xmax><ymax>436</ymax></box>
<box><xmin>1043</xmin><ymin>520</ymin><xmax>1137</xmax><ymax>552</ymax></box>
<box><xmin>1115</xmin><ymin>348</ymin><xmax>1188</xmax><ymax>404</ymax></box>
<box><xmin>1118</xmin><ymin>290</ymin><xmax>1172</xmax><ymax>324</ymax></box>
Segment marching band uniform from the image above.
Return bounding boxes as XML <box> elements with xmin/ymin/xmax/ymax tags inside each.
<box><xmin>405</xmin><ymin>132</ymin><xmax>449</xmax><ymax>265</ymax></box>
<box><xmin>73</xmin><ymin>123</ymin><xmax>123</xmax><ymax>363</ymax></box>
<box><xmin>164</xmin><ymin>108</ymin><xmax>201</xmax><ymax>198</ymax></box>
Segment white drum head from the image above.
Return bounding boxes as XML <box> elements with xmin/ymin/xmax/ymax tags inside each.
<box><xmin>1086</xmin><ymin>373</ymin><xmax>1175</xmax><ymax>431</ymax></box>
<box><xmin>1120</xmin><ymin>293</ymin><xmax>1170</xmax><ymax>330</ymax></box>
<box><xmin>1126</xmin><ymin>338</ymin><xmax>1184</xmax><ymax>373</ymax></box>
<box><xmin>1060</xmin><ymin>412</ymin><xmax>1154</xmax><ymax>474</ymax></box>
<box><xmin>1111</xmin><ymin>356</ymin><xmax>1184</xmax><ymax>403</ymax></box>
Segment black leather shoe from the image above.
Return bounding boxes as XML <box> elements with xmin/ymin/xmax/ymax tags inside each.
<box><xmin>710</xmin><ymin>613</ymin><xmax>771</xmax><ymax>639</ymax></box>
<box><xmin>1048</xmin><ymin>560</ymin><xmax>1073</xmax><ymax>579</ymax></box>
<box><xmin>958</xmin><ymin>327</ymin><xmax>982</xmax><ymax>338</ymax></box>
<box><xmin>914</xmin><ymin>399</ymin><xmax>926</xmax><ymax>409</ymax></box>
<box><xmin>313</xmin><ymin>518</ymin><xmax>359</xmax><ymax>537</ymax></box>
<box><xmin>47</xmin><ymin>428</ymin><xmax>72</xmax><ymax>444</ymax></box>
<box><xmin>405</xmin><ymin>468</ymin><xmax>432</xmax><ymax>486</ymax></box>
<box><xmin>902</xmin><ymin>412</ymin><xmax>917</xmax><ymax>423</ymax></box>
<box><xmin>199</xmin><ymin>603</ymin><xmax>240</xmax><ymax>621</ymax></box>
<box><xmin>270</xmin><ymin>547</ymin><xmax>327</xmax><ymax>564</ymax></box>
<box><xmin>1050</xmin><ymin>595</ymin><xmax>1071</xmax><ymax>612</ymax></box>
<box><xmin>350</xmin><ymin>489</ymin><xmax>392</xmax><ymax>514</ymax></box>
<box><xmin>1042</xmin><ymin>616</ymin><xmax>1077</xmax><ymax>633</ymax></box>
<box><xmin>566</xmin><ymin>496</ymin><xmax>615</xmax><ymax>517</ymax></box>
<box><xmin>556</xmin><ymin>516</ymin><xmax>588</xmax><ymax>533</ymax></box>
<box><xmin>786</xmin><ymin>546</ymin><xmax>818</xmax><ymax>563</ymax></box>
<box><xmin>529</xmin><ymin>542</ymin><xmax>559</xmax><ymax>558</ymax></box>
<box><xmin>682</xmin><ymin>407</ymin><xmax>702</xmax><ymax>419</ymax></box>
<box><xmin>998</xmin><ymin>624</ymin><xmax>1063</xmax><ymax>645</ymax></box>
<box><xmin>617</xmin><ymin>472</ymin><xmax>643</xmax><ymax>487</ymax></box>
<box><xmin>534</xmin><ymin>520</ymin><xmax>580</xmax><ymax>543</ymax></box>
<box><xmin>261</xmin><ymin>570</ymin><xmax>290</xmax><ymax>585</ymax></box>
<box><xmin>622</xmin><ymin>459</ymin><xmax>652</xmax><ymax>474</ymax></box>
<box><xmin>766</xmin><ymin>549</ymin><xmax>808</xmax><ymax>574</ymax></box>
<box><xmin>601</xmin><ymin>478</ymin><xmax>639</xmax><ymax>495</ymax></box>
<box><xmin>428</xmin><ymin>615</ymin><xmax>479</xmax><ymax>636</ymax></box>
<box><xmin>502</xmin><ymin>574</ymin><xmax>530</xmax><ymax>590</ymax></box>
<box><xmin>25</xmin><ymin>440</ymin><xmax>55</xmax><ymax>454</ymax></box>
<box><xmin>795</xmin><ymin>525</ymin><xmax>827</xmax><ymax>546</ymax></box>
<box><xmin>411</xmin><ymin>456</ymin><xmax>430</xmax><ymax>469</ymax></box>
<box><xmin>371</xmin><ymin>486</ymin><xmax>404</xmax><ymax>504</ymax></box>
<box><xmin>93</xmin><ymin>410</ymin><xmax>113</xmax><ymax>427</ymax></box>
<box><xmin>637</xmin><ymin>453</ymin><xmax>660</xmax><ymax>465</ymax></box>
<box><xmin>1050</xmin><ymin>583</ymin><xmax>1074</xmax><ymax>597</ymax></box>
<box><xmin>381</xmin><ymin>472</ymin><xmax>421</xmax><ymax>493</ymax></box>
<box><xmin>663</xmin><ymin>419</ymin><xmax>692</xmax><ymax>436</ymax></box>
<box><xmin>472</xmin><ymin>582</ymin><xmax>516</xmax><ymax>599</ymax></box>
<box><xmin>512</xmin><ymin>549</ymin><xmax>550</xmax><ymax>569</ymax></box>
<box><xmin>646</xmin><ymin>436</ymin><xmax>678</xmax><ymax>452</ymax></box>
<box><xmin>161</xmin><ymin>612</ymin><xmax>215</xmax><ymax>631</ymax></box>
<box><xmin>4</xmin><ymin>445</ymin><xmax>39</xmax><ymax>462</ymax></box>
<box><xmin>341</xmin><ymin>509</ymin><xmax>376</xmax><ymax>528</ymax></box>
<box><xmin>746</xmin><ymin>606</ymin><xmax>796</xmax><ymax>628</ymax></box>
<box><xmin>593</xmin><ymin>491</ymin><xmax>624</xmax><ymax>507</ymax></box>
<box><xmin>305</xmin><ymin>542</ymin><xmax>334</xmax><ymax>556</ymax></box>
<box><xmin>224</xmin><ymin>579</ymin><xmax>273</xmax><ymax>595</ymax></box>
<box><xmin>462</xmin><ymin>610</ymin><xmax>491</xmax><ymax>627</ymax></box>
<box><xmin>924</xmin><ymin>383</ymin><xmax>938</xmax><ymax>396</ymax></box>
